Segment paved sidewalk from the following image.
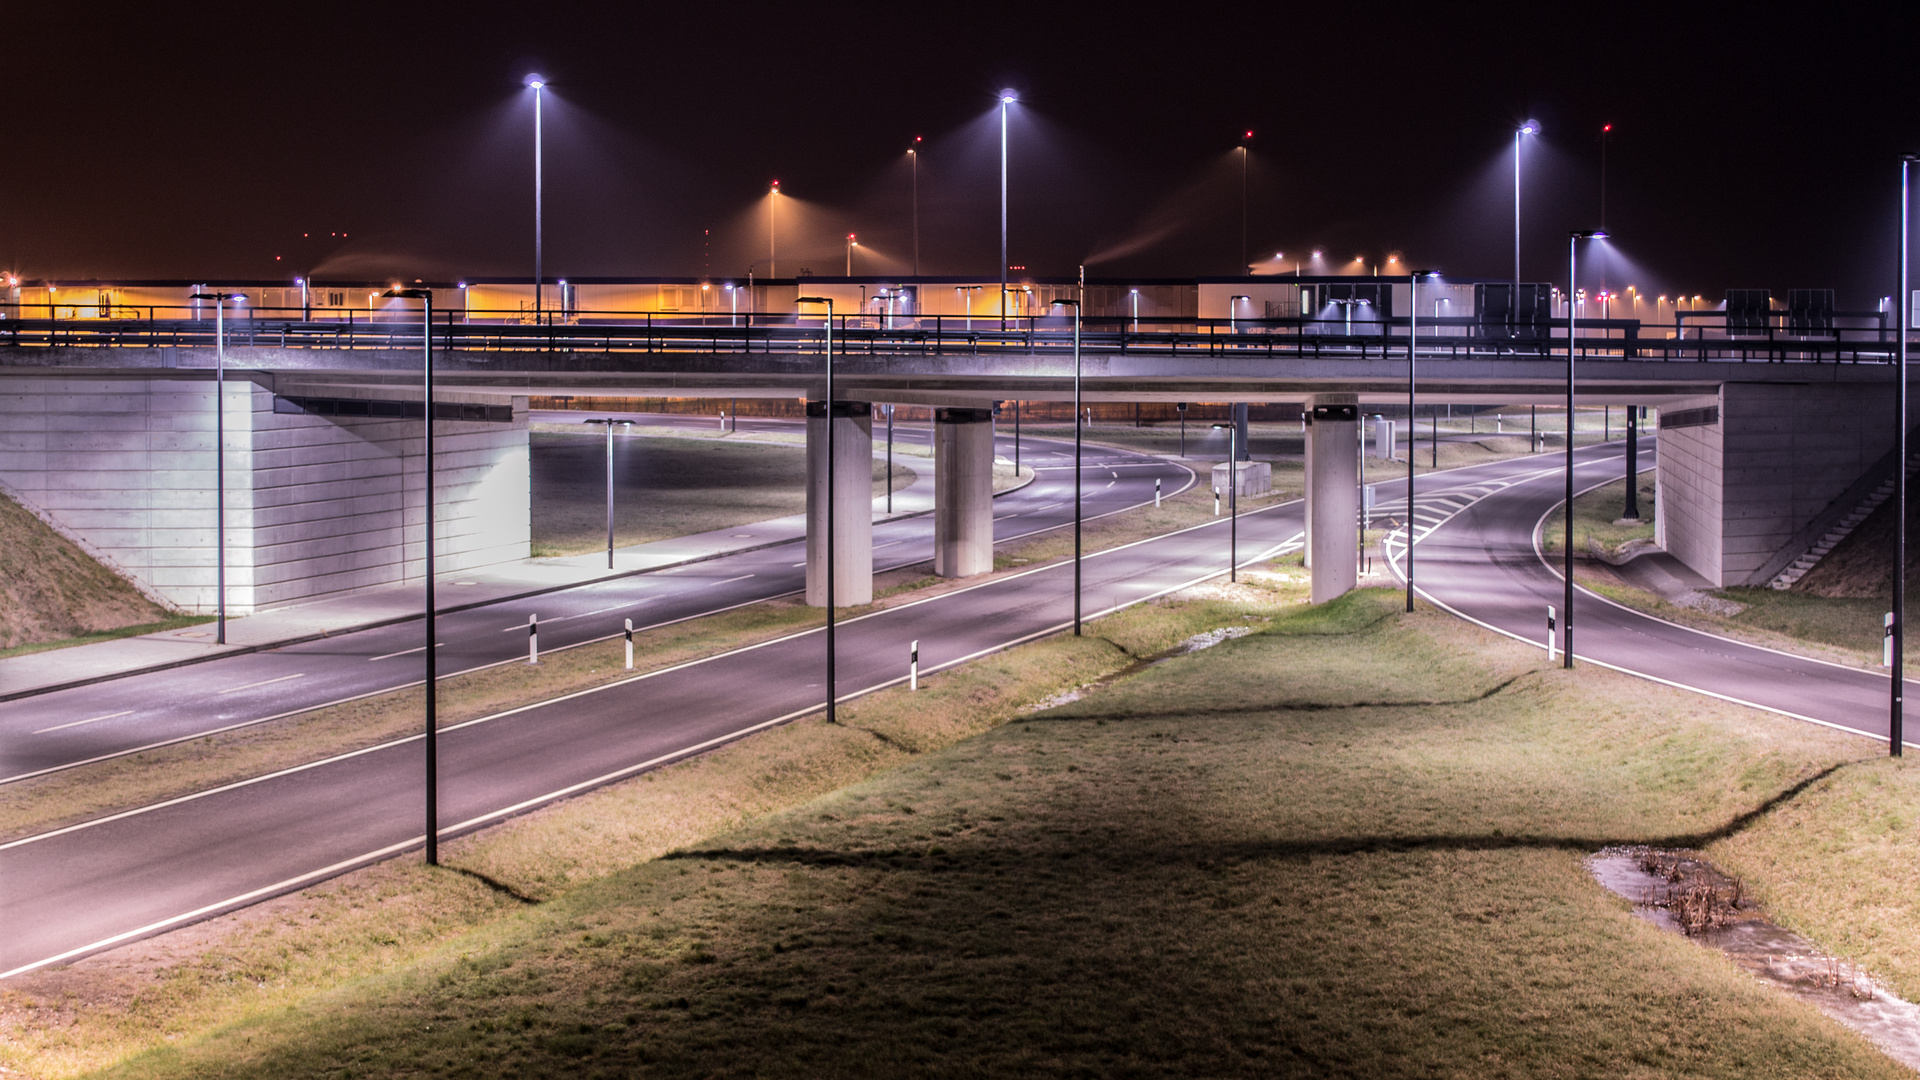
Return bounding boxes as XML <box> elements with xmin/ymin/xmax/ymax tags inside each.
<box><xmin>0</xmin><ymin>453</ymin><xmax>944</xmax><ymax>701</ymax></box>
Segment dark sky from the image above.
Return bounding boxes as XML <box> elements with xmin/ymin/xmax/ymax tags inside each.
<box><xmin>7</xmin><ymin>3</ymin><xmax>1917</xmax><ymax>307</ymax></box>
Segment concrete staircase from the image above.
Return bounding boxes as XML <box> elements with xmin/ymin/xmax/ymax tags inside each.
<box><xmin>1769</xmin><ymin>449</ymin><xmax>1920</xmax><ymax>589</ymax></box>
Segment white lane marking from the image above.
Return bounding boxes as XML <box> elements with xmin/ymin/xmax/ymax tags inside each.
<box><xmin>1109</xmin><ymin>470</ymin><xmax>1118</xmax><ymax>478</ymax></box>
<box><xmin>1104</xmin><ymin>480</ymin><xmax>1116</xmax><ymax>488</ymax></box>
<box><xmin>216</xmin><ymin>674</ymin><xmax>305</xmax><ymax>695</ymax></box>
<box><xmin>708</xmin><ymin>574</ymin><xmax>756</xmax><ymax>587</ymax></box>
<box><xmin>32</xmin><ymin>710</ymin><xmax>134</xmax><ymax>735</ymax></box>
<box><xmin>551</xmin><ymin>598</ymin><xmax>659</xmax><ymax>623</ymax></box>
<box><xmin>368</xmin><ymin>643</ymin><xmax>445</xmax><ymax>662</ymax></box>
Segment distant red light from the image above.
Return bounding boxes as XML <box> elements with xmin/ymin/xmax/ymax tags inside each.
<box><xmin>1603</xmin><ymin>123</ymin><xmax>1612</xmax><ymax>132</ymax></box>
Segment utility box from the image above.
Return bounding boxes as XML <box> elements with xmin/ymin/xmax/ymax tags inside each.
<box><xmin>1372</xmin><ymin>416</ymin><xmax>1395</xmax><ymax>459</ymax></box>
<box><xmin>1211</xmin><ymin>461</ymin><xmax>1272</xmax><ymax>498</ymax></box>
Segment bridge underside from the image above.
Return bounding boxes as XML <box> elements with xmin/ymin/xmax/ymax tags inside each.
<box><xmin>0</xmin><ymin>345</ymin><xmax>1909</xmax><ymax>613</ymax></box>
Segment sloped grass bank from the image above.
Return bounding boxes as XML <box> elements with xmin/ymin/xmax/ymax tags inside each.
<box><xmin>18</xmin><ymin>588</ymin><xmax>1920</xmax><ymax>1077</ymax></box>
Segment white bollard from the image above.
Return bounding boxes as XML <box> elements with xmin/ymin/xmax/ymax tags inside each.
<box><xmin>719</xmin><ymin>411</ymin><xmax>726</xmax><ymax>430</ymax></box>
<box><xmin>1546</xmin><ymin>605</ymin><xmax>1557</xmax><ymax>663</ymax></box>
<box><xmin>625</xmin><ymin>617</ymin><xmax>635</xmax><ymax>670</ymax></box>
<box><xmin>1155</xmin><ymin>477</ymin><xmax>1161</xmax><ymax>507</ymax></box>
<box><xmin>1214</xmin><ymin>489</ymin><xmax>1221</xmax><ymax>517</ymax></box>
<box><xmin>1886</xmin><ymin>612</ymin><xmax>1896</xmax><ymax>668</ymax></box>
<box><xmin>910</xmin><ymin>639</ymin><xmax>920</xmax><ymax>691</ymax></box>
<box><xmin>528</xmin><ymin>614</ymin><xmax>539</xmax><ymax>664</ymax></box>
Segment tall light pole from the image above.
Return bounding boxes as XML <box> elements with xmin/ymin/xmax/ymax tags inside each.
<box><xmin>583</xmin><ymin>418</ymin><xmax>633</xmax><ymax>569</ymax></box>
<box><xmin>756</xmin><ymin>179</ymin><xmax>771</xmax><ymax>276</ymax></box>
<box><xmin>999</xmin><ymin>90</ymin><xmax>1016</xmax><ymax>330</ymax></box>
<box><xmin>1515</xmin><ymin>121</ymin><xmax>1539</xmax><ymax>286</ymax></box>
<box><xmin>525</xmin><ymin>75</ymin><xmax>545</xmax><ymax>321</ymax></box>
<box><xmin>1238</xmin><ymin>131</ymin><xmax>1252</xmax><ymax>274</ymax></box>
<box><xmin>909</xmin><ymin>137</ymin><xmax>921</xmax><ymax>276</ymax></box>
<box><xmin>382</xmin><ymin>287</ymin><xmax>437</xmax><ymax>864</ymax></box>
<box><xmin>1066</xmin><ymin>277</ymin><xmax>1084</xmax><ymax>634</ymax></box>
<box><xmin>797</xmin><ymin>296</ymin><xmax>838</xmax><ymax>721</ymax></box>
<box><xmin>1895</xmin><ymin>155</ymin><xmax>1916</xmax><ymax>756</ymax></box>
<box><xmin>847</xmin><ymin>233</ymin><xmax>857</xmax><ymax>276</ymax></box>
<box><xmin>1564</xmin><ymin>231</ymin><xmax>1607</xmax><ymax>669</ymax></box>
<box><xmin>188</xmin><ymin>290</ymin><xmax>246</xmax><ymax>645</ymax></box>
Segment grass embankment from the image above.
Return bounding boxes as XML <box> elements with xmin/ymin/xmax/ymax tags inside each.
<box><xmin>530</xmin><ymin>434</ymin><xmax>917</xmax><ymax>557</ymax></box>
<box><xmin>12</xmin><ymin>585</ymin><xmax>1920</xmax><ymax>1077</ymax></box>
<box><xmin>0</xmin><ymin>492</ymin><xmax>203</xmax><ymax>655</ymax></box>
<box><xmin>1548</xmin><ymin>475</ymin><xmax>1891</xmax><ymax>665</ymax></box>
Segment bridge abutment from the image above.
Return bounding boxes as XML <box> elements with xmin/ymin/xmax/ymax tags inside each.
<box><xmin>0</xmin><ymin>374</ymin><xmax>530</xmax><ymax>615</ymax></box>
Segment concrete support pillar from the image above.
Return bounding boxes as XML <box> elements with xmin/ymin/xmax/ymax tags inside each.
<box><xmin>1307</xmin><ymin>394</ymin><xmax>1360</xmax><ymax>604</ymax></box>
<box><xmin>933</xmin><ymin>407</ymin><xmax>995</xmax><ymax>578</ymax></box>
<box><xmin>1232</xmin><ymin>402</ymin><xmax>1251</xmax><ymax>461</ymax></box>
<box><xmin>806</xmin><ymin>400</ymin><xmax>874</xmax><ymax>607</ymax></box>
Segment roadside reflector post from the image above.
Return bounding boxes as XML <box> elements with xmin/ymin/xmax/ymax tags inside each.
<box><xmin>528</xmin><ymin>614</ymin><xmax>539</xmax><ymax>664</ymax></box>
<box><xmin>1214</xmin><ymin>488</ymin><xmax>1220</xmax><ymax>517</ymax></box>
<box><xmin>625</xmin><ymin>617</ymin><xmax>635</xmax><ymax>670</ymax></box>
<box><xmin>910</xmin><ymin>639</ymin><xmax>920</xmax><ymax>691</ymax></box>
<box><xmin>1547</xmin><ymin>605</ymin><xmax>1557</xmax><ymax>663</ymax></box>
<box><xmin>1155</xmin><ymin>476</ymin><xmax>1161</xmax><ymax>507</ymax></box>
<box><xmin>1887</xmin><ymin>612</ymin><xmax>1896</xmax><ymax>668</ymax></box>
<box><xmin>719</xmin><ymin>410</ymin><xmax>726</xmax><ymax>430</ymax></box>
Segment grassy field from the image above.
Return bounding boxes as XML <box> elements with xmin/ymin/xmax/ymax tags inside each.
<box><xmin>13</xmin><ymin>579</ymin><xmax>1920</xmax><ymax>1077</ymax></box>
<box><xmin>0</xmin><ymin>492</ymin><xmax>189</xmax><ymax>653</ymax></box>
<box><xmin>531</xmin><ymin>434</ymin><xmax>917</xmax><ymax>557</ymax></box>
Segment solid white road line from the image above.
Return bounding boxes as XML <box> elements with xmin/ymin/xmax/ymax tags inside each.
<box><xmin>367</xmin><ymin>643</ymin><xmax>445</xmax><ymax>662</ymax></box>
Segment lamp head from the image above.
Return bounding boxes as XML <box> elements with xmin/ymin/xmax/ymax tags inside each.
<box><xmin>999</xmin><ymin>89</ymin><xmax>1017</xmax><ymax>104</ymax></box>
<box><xmin>1571</xmin><ymin>229</ymin><xmax>1607</xmax><ymax>241</ymax></box>
<box><xmin>795</xmin><ymin>296</ymin><xmax>831</xmax><ymax>306</ymax></box>
<box><xmin>524</xmin><ymin>74</ymin><xmax>545</xmax><ymax>89</ymax></box>
<box><xmin>1520</xmin><ymin>119</ymin><xmax>1539</xmax><ymax>135</ymax></box>
<box><xmin>381</xmin><ymin>288</ymin><xmax>431</xmax><ymax>299</ymax></box>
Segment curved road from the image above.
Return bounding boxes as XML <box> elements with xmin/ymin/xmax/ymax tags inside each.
<box><xmin>1385</xmin><ymin>440</ymin><xmax>1910</xmax><ymax>746</ymax></box>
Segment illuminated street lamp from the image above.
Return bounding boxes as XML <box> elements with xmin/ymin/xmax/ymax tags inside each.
<box><xmin>1515</xmin><ymin>120</ymin><xmax>1539</xmax><ymax>285</ymax></box>
<box><xmin>380</xmin><ymin>286</ymin><xmax>438</xmax><ymax>865</ymax></box>
<box><xmin>999</xmin><ymin>89</ymin><xmax>1017</xmax><ymax>329</ymax></box>
<box><xmin>187</xmin><ymin>290</ymin><xmax>247</xmax><ymax>645</ymax></box>
<box><xmin>581</xmin><ymin>419</ymin><xmax>634</xmax><ymax>569</ymax></box>
<box><xmin>1238</xmin><ymin>131</ymin><xmax>1253</xmax><ymax>273</ymax></box>
<box><xmin>846</xmin><ymin>233</ymin><xmax>858</xmax><ymax>276</ymax></box>
<box><xmin>1562</xmin><ymin>229</ymin><xmax>1608</xmax><ymax>669</ymax></box>
<box><xmin>795</xmin><ymin>295</ymin><xmax>839</xmax><ymax>722</ymax></box>
<box><xmin>1894</xmin><ymin>154</ymin><xmax>1917</xmax><ymax>756</ymax></box>
<box><xmin>525</xmin><ymin>74</ymin><xmax>546</xmax><ymax>320</ymax></box>
<box><xmin>1407</xmin><ymin>270</ymin><xmax>1440</xmax><ymax>613</ymax></box>
<box><xmin>908</xmin><ymin>137</ymin><xmax>922</xmax><ymax>276</ymax></box>
<box><xmin>769</xmin><ymin>181</ymin><xmax>781</xmax><ymax>278</ymax></box>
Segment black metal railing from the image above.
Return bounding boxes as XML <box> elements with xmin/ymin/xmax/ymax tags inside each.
<box><xmin>0</xmin><ymin>304</ymin><xmax>1903</xmax><ymax>365</ymax></box>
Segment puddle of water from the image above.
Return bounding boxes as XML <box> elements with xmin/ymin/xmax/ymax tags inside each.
<box><xmin>1025</xmin><ymin>624</ymin><xmax>1262</xmax><ymax>713</ymax></box>
<box><xmin>1590</xmin><ymin>846</ymin><xmax>1920</xmax><ymax>1072</ymax></box>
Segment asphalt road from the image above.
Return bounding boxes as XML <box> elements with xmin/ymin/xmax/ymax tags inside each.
<box><xmin>1</xmin><ymin>421</ymin><xmax>1248</xmax><ymax>974</ymax></box>
<box><xmin>0</xmin><ymin>418</ymin><xmax>1183</xmax><ymax>785</ymax></box>
<box><xmin>1388</xmin><ymin>440</ymin><xmax>1912</xmax><ymax>746</ymax></box>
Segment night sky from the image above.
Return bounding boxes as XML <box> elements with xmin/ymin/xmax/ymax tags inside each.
<box><xmin>7</xmin><ymin>4</ymin><xmax>1917</xmax><ymax>307</ymax></box>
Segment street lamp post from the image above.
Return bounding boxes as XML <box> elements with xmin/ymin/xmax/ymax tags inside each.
<box><xmin>1895</xmin><ymin>155</ymin><xmax>1916</xmax><ymax>756</ymax></box>
<box><xmin>1238</xmin><ymin>131</ymin><xmax>1252</xmax><ymax>274</ymax></box>
<box><xmin>847</xmin><ymin>234</ymin><xmax>857</xmax><ymax>276</ymax></box>
<box><xmin>1053</xmin><ymin>280</ymin><xmax>1086</xmax><ymax>635</ymax></box>
<box><xmin>796</xmin><ymin>296</ymin><xmax>838</xmax><ymax>721</ymax></box>
<box><xmin>382</xmin><ymin>287</ymin><xmax>437</xmax><ymax>864</ymax></box>
<box><xmin>769</xmin><ymin>181</ymin><xmax>780</xmax><ymax>278</ymax></box>
<box><xmin>188</xmin><ymin>290</ymin><xmax>246</xmax><ymax>645</ymax></box>
<box><xmin>525</xmin><ymin>75</ymin><xmax>545</xmax><ymax>321</ymax></box>
<box><xmin>909</xmin><ymin>137</ymin><xmax>921</xmax><ymax>276</ymax></box>
<box><xmin>999</xmin><ymin>90</ymin><xmax>1016</xmax><ymax>330</ymax></box>
<box><xmin>582</xmin><ymin>418</ymin><xmax>633</xmax><ymax>569</ymax></box>
<box><xmin>1564</xmin><ymin>231</ymin><xmax>1607</xmax><ymax>669</ymax></box>
<box><xmin>1515</xmin><ymin>121</ymin><xmax>1538</xmax><ymax>286</ymax></box>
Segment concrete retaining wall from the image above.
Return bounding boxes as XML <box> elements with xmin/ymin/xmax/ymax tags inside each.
<box><xmin>0</xmin><ymin>375</ymin><xmax>530</xmax><ymax>613</ymax></box>
<box><xmin>1657</xmin><ymin>381</ymin><xmax>1896</xmax><ymax>587</ymax></box>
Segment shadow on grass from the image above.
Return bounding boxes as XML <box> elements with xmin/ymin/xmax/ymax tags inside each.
<box><xmin>661</xmin><ymin>761</ymin><xmax>1853</xmax><ymax>869</ymax></box>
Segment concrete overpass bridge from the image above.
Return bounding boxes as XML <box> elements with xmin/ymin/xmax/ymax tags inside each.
<box><xmin>0</xmin><ymin>320</ymin><xmax>1908</xmax><ymax>619</ymax></box>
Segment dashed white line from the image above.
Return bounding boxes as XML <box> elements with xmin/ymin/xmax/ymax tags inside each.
<box><xmin>368</xmin><ymin>643</ymin><xmax>446</xmax><ymax>662</ymax></box>
<box><xmin>216</xmin><ymin>673</ymin><xmax>305</xmax><ymax>695</ymax></box>
<box><xmin>32</xmin><ymin>710</ymin><xmax>134</xmax><ymax>735</ymax></box>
